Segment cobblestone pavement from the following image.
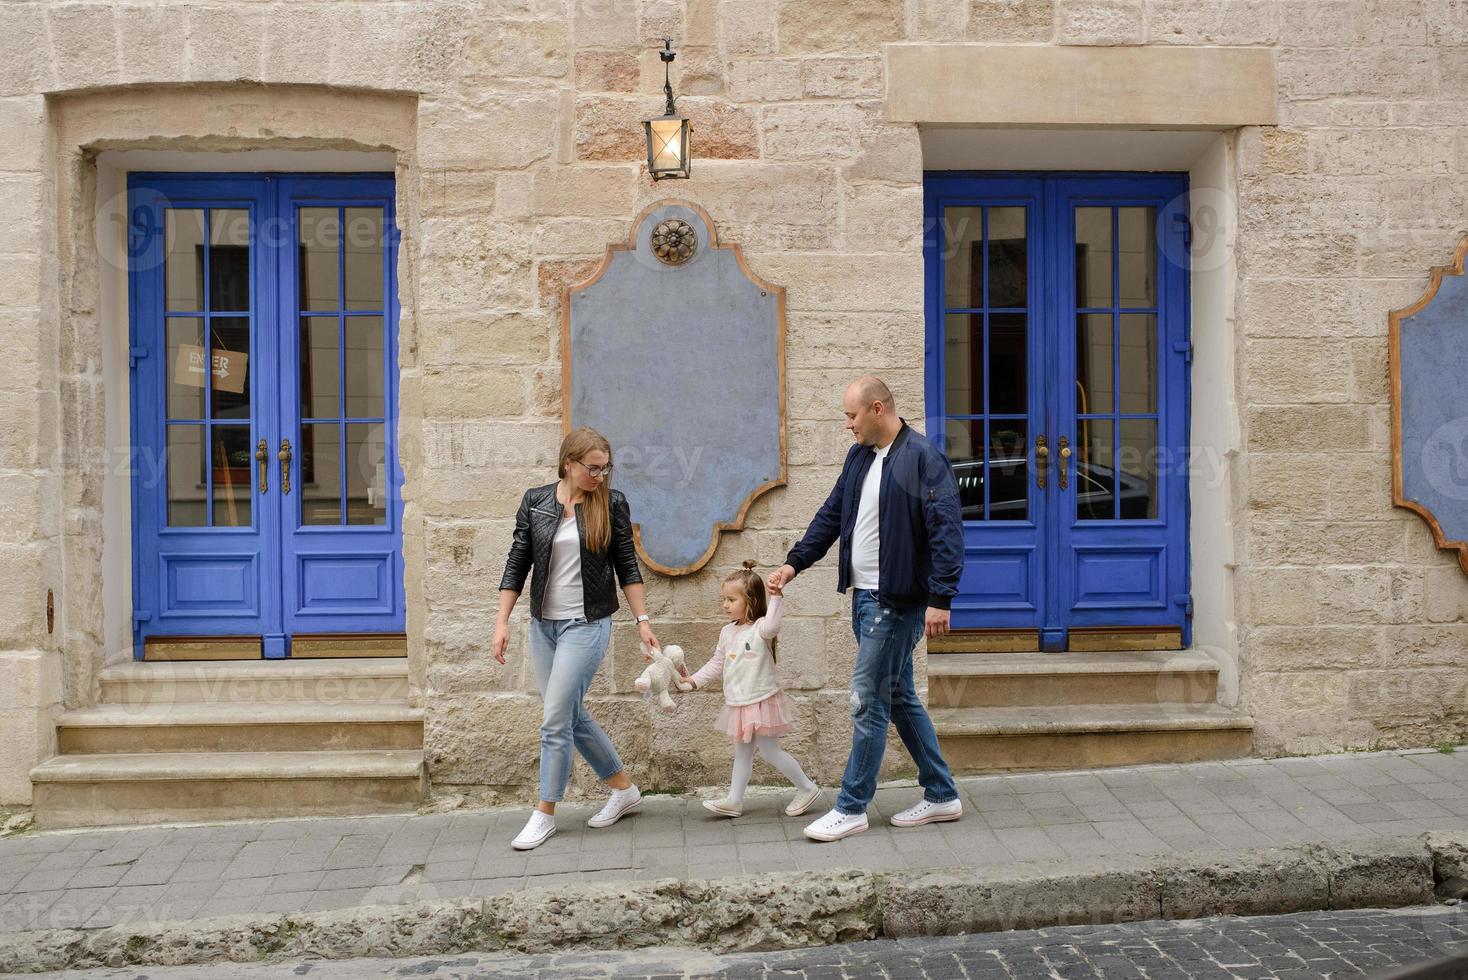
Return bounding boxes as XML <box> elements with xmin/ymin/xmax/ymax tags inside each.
<box><xmin>9</xmin><ymin>905</ymin><xmax>1467</xmax><ymax>978</ymax></box>
<box><xmin>2</xmin><ymin>749</ymin><xmax>1467</xmax><ymax>935</ymax></box>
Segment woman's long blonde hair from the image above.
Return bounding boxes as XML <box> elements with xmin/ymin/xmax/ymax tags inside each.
<box><xmin>559</xmin><ymin>427</ymin><xmax>612</xmax><ymax>554</ymax></box>
<box><xmin>726</xmin><ymin>561</ymin><xmax>777</xmax><ymax>661</ymax></box>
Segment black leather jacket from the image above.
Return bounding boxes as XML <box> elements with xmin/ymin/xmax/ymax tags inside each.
<box><xmin>498</xmin><ymin>484</ymin><xmax>643</xmax><ymax>622</ymax></box>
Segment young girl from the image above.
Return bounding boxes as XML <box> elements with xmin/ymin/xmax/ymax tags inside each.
<box><xmin>686</xmin><ymin>561</ymin><xmax>823</xmax><ymax>818</ymax></box>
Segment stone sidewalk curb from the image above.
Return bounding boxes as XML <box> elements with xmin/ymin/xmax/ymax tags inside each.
<box><xmin>0</xmin><ymin>832</ymin><xmax>1460</xmax><ymax>974</ymax></box>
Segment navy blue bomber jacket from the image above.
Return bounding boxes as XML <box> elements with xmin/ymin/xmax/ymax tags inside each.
<box><xmin>783</xmin><ymin>421</ymin><xmax>964</xmax><ymax>610</ymax></box>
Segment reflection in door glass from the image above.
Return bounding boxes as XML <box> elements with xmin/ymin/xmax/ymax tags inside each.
<box><xmin>946</xmin><ymin>419</ymin><xmax>985</xmax><ymax>521</ymax></box>
<box><xmin>166</xmin><ymin>317</ymin><xmax>206</xmax><ymax>420</ymax></box>
<box><xmin>343</xmin><ymin>208</ymin><xmax>385</xmax><ymax>311</ymax></box>
<box><xmin>167</xmin><ymin>424</ymin><xmax>207</xmax><ymax>527</ymax></box>
<box><xmin>209</xmin><ymin>317</ymin><xmax>251</xmax><ymax>420</ymax></box>
<box><xmin>1119</xmin><ymin>313</ymin><xmax>1157</xmax><ymax>413</ymax></box>
<box><xmin>988</xmin><ymin>313</ymin><xmax>1026</xmax><ymax>415</ymax></box>
<box><xmin>942</xmin><ymin>206</ymin><xmax>984</xmax><ymax>308</ymax></box>
<box><xmin>301</xmin><ymin>422</ymin><xmax>343</xmax><ymax>525</ymax></box>
<box><xmin>1076</xmin><ymin>419</ymin><xmax>1115</xmax><ymax>521</ymax></box>
<box><xmin>344</xmin><ymin>316</ymin><xmax>385</xmax><ymax>418</ymax></box>
<box><xmin>208</xmin><ymin>209</ymin><xmax>251</xmax><ymax>312</ymax></box>
<box><xmin>1075</xmin><ymin>207</ymin><xmax>1113</xmax><ymax>309</ymax></box>
<box><xmin>299</xmin><ymin>209</ymin><xmax>341</xmax><ymax>312</ymax></box>
<box><xmin>210</xmin><ymin>425</ymin><xmax>252</xmax><ymax>527</ymax></box>
<box><xmin>300</xmin><ymin>317</ymin><xmax>340</xmax><ymax>420</ymax></box>
<box><xmin>1119</xmin><ymin>418</ymin><xmax>1158</xmax><ymax>519</ymax></box>
<box><xmin>944</xmin><ymin>314</ymin><xmax>983</xmax><ymax>416</ymax></box>
<box><xmin>1075</xmin><ymin>313</ymin><xmax>1114</xmax><ymax>415</ymax></box>
<box><xmin>346</xmin><ymin>423</ymin><xmax>388</xmax><ymax>525</ymax></box>
<box><xmin>986</xmin><ymin>207</ymin><xmax>1026</xmax><ymax>308</ymax></box>
<box><xmin>1118</xmin><ymin>207</ymin><xmax>1157</xmax><ymax>307</ymax></box>
<box><xmin>165</xmin><ymin>210</ymin><xmax>206</xmax><ymax>312</ymax></box>
<box><xmin>986</xmin><ymin>421</ymin><xmax>1027</xmax><ymax>521</ymax></box>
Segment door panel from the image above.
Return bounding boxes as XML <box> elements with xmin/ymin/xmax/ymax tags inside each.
<box><xmin>130</xmin><ymin>173</ymin><xmax>402</xmax><ymax>659</ymax></box>
<box><xmin>925</xmin><ymin>179</ymin><xmax>1047</xmax><ymax>630</ymax></box>
<box><xmin>277</xmin><ymin>177</ymin><xmax>404</xmax><ymax>638</ymax></box>
<box><xmin>924</xmin><ymin>173</ymin><xmax>1191</xmax><ymax>649</ymax></box>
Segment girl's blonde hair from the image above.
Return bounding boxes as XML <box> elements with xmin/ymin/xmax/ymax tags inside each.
<box><xmin>558</xmin><ymin>427</ymin><xmax>612</xmax><ymax>554</ymax></box>
<box><xmin>726</xmin><ymin>560</ymin><xmax>777</xmax><ymax>661</ymax></box>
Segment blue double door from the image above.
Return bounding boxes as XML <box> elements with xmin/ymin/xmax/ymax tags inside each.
<box><xmin>129</xmin><ymin>174</ymin><xmax>404</xmax><ymax>659</ymax></box>
<box><xmin>925</xmin><ymin>173</ymin><xmax>1192</xmax><ymax>650</ymax></box>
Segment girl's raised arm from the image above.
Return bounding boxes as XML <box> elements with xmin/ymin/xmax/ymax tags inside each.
<box><xmin>756</xmin><ymin>595</ymin><xmax>784</xmax><ymax>640</ymax></box>
<box><xmin>686</xmin><ymin>635</ymin><xmax>727</xmax><ymax>690</ymax></box>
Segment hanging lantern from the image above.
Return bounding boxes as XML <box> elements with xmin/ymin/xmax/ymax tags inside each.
<box><xmin>643</xmin><ymin>39</ymin><xmax>691</xmax><ymax>181</ymax></box>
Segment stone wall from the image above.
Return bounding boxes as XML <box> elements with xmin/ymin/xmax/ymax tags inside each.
<box><xmin>0</xmin><ymin>0</ymin><xmax>1465</xmax><ymax>803</ymax></box>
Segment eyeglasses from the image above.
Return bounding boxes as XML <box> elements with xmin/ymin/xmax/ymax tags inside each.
<box><xmin>574</xmin><ymin>460</ymin><xmax>614</xmax><ymax>479</ymax></box>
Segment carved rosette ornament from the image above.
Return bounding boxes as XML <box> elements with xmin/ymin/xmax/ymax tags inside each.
<box><xmin>650</xmin><ymin>218</ymin><xmax>697</xmax><ymax>265</ymax></box>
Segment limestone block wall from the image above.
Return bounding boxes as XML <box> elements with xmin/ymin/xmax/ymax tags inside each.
<box><xmin>0</xmin><ymin>0</ymin><xmax>1464</xmax><ymax>803</ymax></box>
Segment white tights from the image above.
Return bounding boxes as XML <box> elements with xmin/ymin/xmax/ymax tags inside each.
<box><xmin>729</xmin><ymin>735</ymin><xmax>816</xmax><ymax>804</ymax></box>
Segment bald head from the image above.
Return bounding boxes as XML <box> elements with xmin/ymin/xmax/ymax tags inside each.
<box><xmin>841</xmin><ymin>375</ymin><xmax>901</xmax><ymax>448</ymax></box>
<box><xmin>847</xmin><ymin>375</ymin><xmax>895</xmax><ymax>414</ymax></box>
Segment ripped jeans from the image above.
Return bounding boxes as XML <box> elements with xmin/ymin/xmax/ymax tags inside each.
<box><xmin>834</xmin><ymin>589</ymin><xmax>958</xmax><ymax>815</ymax></box>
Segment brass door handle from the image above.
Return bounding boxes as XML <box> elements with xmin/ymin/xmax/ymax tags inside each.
<box><xmin>1059</xmin><ymin>436</ymin><xmax>1072</xmax><ymax>491</ymax></box>
<box><xmin>1035</xmin><ymin>434</ymin><xmax>1048</xmax><ymax>490</ymax></box>
<box><xmin>256</xmin><ymin>438</ymin><xmax>268</xmax><ymax>493</ymax></box>
<box><xmin>278</xmin><ymin>438</ymin><xmax>292</xmax><ymax>495</ymax></box>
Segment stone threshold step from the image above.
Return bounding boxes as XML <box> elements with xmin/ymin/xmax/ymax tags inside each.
<box><xmin>99</xmin><ymin>658</ymin><xmax>409</xmax><ymax>683</ymax></box>
<box><xmin>30</xmin><ymin>749</ymin><xmax>424</xmax><ymax>783</ymax></box>
<box><xmin>928</xmin><ymin>650</ymin><xmax>1221</xmax><ymax>677</ymax></box>
<box><xmin>57</xmin><ymin>701</ymin><xmax>422</xmax><ymax>728</ymax></box>
<box><xmin>931</xmin><ymin>702</ymin><xmax>1254</xmax><ymax>736</ymax></box>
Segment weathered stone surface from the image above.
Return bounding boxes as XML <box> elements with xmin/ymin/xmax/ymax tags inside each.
<box><xmin>1157</xmin><ymin>847</ymin><xmax>1327</xmax><ymax>918</ymax></box>
<box><xmin>776</xmin><ymin>0</ymin><xmax>903</xmax><ymax>53</ymax></box>
<box><xmin>967</xmin><ymin>0</ymin><xmax>1055</xmax><ymax>41</ymax></box>
<box><xmin>574</xmin><ymin>95</ymin><xmax>758</xmax><ymax>162</ymax></box>
<box><xmin>1316</xmin><ymin>838</ymin><xmax>1434</xmax><ymax>909</ymax></box>
<box><xmin>575</xmin><ymin>50</ymin><xmax>640</xmax><ymax>92</ymax></box>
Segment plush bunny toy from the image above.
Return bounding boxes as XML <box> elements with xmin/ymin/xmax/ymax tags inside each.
<box><xmin>635</xmin><ymin>643</ymin><xmax>693</xmax><ymax>713</ymax></box>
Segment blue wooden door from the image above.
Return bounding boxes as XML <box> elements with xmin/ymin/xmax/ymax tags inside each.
<box><xmin>925</xmin><ymin>173</ymin><xmax>1191</xmax><ymax>649</ymax></box>
<box><xmin>129</xmin><ymin>173</ymin><xmax>403</xmax><ymax>659</ymax></box>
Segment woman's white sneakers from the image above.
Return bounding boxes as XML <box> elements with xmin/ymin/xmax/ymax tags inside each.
<box><xmin>587</xmin><ymin>785</ymin><xmax>642</xmax><ymax>828</ymax></box>
<box><xmin>802</xmin><ymin>808</ymin><xmax>869</xmax><ymax>841</ymax></box>
<box><xmin>889</xmin><ymin>797</ymin><xmax>963</xmax><ymax>827</ymax></box>
<box><xmin>784</xmin><ymin>786</ymin><xmax>824</xmax><ymax>818</ymax></box>
<box><xmin>701</xmin><ymin>797</ymin><xmax>743</xmax><ymax>817</ymax></box>
<box><xmin>512</xmin><ymin>810</ymin><xmax>556</xmax><ymax>850</ymax></box>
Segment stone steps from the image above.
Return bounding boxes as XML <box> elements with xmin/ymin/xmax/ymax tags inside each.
<box><xmin>97</xmin><ymin>658</ymin><xmax>410</xmax><ymax>705</ymax></box>
<box><xmin>928</xmin><ymin>650</ymin><xmax>1221</xmax><ymax>708</ymax></box>
<box><xmin>932</xmin><ymin>701</ymin><xmax>1254</xmax><ymax>774</ymax></box>
<box><xmin>32</xmin><ymin>658</ymin><xmax>424</xmax><ymax>830</ymax></box>
<box><xmin>29</xmin><ymin>750</ymin><xmax>425</xmax><ymax>830</ymax></box>
<box><xmin>56</xmin><ymin>701</ymin><xmax>424</xmax><ymax>754</ymax></box>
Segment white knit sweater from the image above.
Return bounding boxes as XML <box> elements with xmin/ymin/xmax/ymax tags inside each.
<box><xmin>688</xmin><ymin>597</ymin><xmax>785</xmax><ymax>707</ymax></box>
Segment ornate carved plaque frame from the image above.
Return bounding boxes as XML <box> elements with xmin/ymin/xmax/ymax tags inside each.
<box><xmin>562</xmin><ymin>200</ymin><xmax>788</xmax><ymax>576</ymax></box>
<box><xmin>1391</xmin><ymin>235</ymin><xmax>1468</xmax><ymax>574</ymax></box>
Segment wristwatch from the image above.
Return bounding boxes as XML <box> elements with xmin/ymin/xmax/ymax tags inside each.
<box><xmin>636</xmin><ymin>614</ymin><xmax>650</xmax><ymax>624</ymax></box>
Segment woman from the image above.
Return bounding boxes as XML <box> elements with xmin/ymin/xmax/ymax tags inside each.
<box><xmin>494</xmin><ymin>427</ymin><xmax>660</xmax><ymax>850</ymax></box>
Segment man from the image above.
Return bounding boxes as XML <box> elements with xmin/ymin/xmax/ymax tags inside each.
<box><xmin>769</xmin><ymin>376</ymin><xmax>965</xmax><ymax>842</ymax></box>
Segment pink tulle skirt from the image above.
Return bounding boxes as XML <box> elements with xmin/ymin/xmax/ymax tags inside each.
<box><xmin>717</xmin><ymin>690</ymin><xmax>794</xmax><ymax>743</ymax></box>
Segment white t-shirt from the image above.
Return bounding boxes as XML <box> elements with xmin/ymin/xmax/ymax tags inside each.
<box><xmin>850</xmin><ymin>441</ymin><xmax>892</xmax><ymax>591</ymax></box>
<box><xmin>541</xmin><ymin>513</ymin><xmax>585</xmax><ymax>621</ymax></box>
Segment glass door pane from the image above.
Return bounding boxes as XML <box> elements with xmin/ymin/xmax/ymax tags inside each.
<box><xmin>942</xmin><ymin>203</ymin><xmax>1029</xmax><ymax>523</ymax></box>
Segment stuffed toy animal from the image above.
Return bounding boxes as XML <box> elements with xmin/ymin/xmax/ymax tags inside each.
<box><xmin>636</xmin><ymin>643</ymin><xmax>693</xmax><ymax>713</ymax></box>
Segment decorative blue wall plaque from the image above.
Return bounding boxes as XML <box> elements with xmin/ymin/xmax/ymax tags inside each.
<box><xmin>563</xmin><ymin>200</ymin><xmax>787</xmax><ymax>576</ymax></box>
<box><xmin>1392</xmin><ymin>236</ymin><xmax>1468</xmax><ymax>574</ymax></box>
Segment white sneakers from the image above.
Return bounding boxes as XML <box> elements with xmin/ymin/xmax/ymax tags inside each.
<box><xmin>890</xmin><ymin>797</ymin><xmax>963</xmax><ymax>827</ymax></box>
<box><xmin>785</xmin><ymin>786</ymin><xmax>824</xmax><ymax>818</ymax></box>
<box><xmin>802</xmin><ymin>808</ymin><xmax>869</xmax><ymax>841</ymax></box>
<box><xmin>587</xmin><ymin>785</ymin><xmax>642</xmax><ymax>828</ymax></box>
<box><xmin>701</xmin><ymin>797</ymin><xmax>743</xmax><ymax>817</ymax></box>
<box><xmin>512</xmin><ymin>810</ymin><xmax>556</xmax><ymax>850</ymax></box>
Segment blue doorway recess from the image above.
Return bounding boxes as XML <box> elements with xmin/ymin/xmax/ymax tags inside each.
<box><xmin>128</xmin><ymin>173</ymin><xmax>404</xmax><ymax>659</ymax></box>
<box><xmin>924</xmin><ymin>172</ymin><xmax>1192</xmax><ymax>650</ymax></box>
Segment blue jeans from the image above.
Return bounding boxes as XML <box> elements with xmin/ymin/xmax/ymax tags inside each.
<box><xmin>834</xmin><ymin>589</ymin><xmax>959</xmax><ymax>815</ymax></box>
<box><xmin>528</xmin><ymin>616</ymin><xmax>622</xmax><ymax>803</ymax></box>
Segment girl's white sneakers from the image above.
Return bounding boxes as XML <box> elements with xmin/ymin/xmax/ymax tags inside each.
<box><xmin>784</xmin><ymin>786</ymin><xmax>824</xmax><ymax>817</ymax></box>
<box><xmin>512</xmin><ymin>810</ymin><xmax>556</xmax><ymax>850</ymax></box>
<box><xmin>701</xmin><ymin>797</ymin><xmax>744</xmax><ymax>817</ymax></box>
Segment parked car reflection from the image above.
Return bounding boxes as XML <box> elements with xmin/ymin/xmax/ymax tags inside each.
<box><xmin>953</xmin><ymin>456</ymin><xmax>1152</xmax><ymax>521</ymax></box>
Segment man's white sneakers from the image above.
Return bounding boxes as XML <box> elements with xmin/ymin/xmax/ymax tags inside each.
<box><xmin>587</xmin><ymin>785</ymin><xmax>642</xmax><ymax>828</ymax></box>
<box><xmin>890</xmin><ymin>797</ymin><xmax>963</xmax><ymax>827</ymax></box>
<box><xmin>803</xmin><ymin>808</ymin><xmax>869</xmax><ymax>842</ymax></box>
<box><xmin>512</xmin><ymin>810</ymin><xmax>556</xmax><ymax>850</ymax></box>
